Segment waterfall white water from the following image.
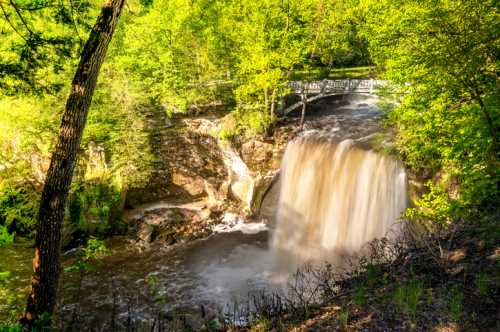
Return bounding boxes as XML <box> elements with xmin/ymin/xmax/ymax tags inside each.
<box><xmin>272</xmin><ymin>137</ymin><xmax>407</xmax><ymax>269</ymax></box>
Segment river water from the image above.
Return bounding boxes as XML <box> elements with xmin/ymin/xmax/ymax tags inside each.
<box><xmin>0</xmin><ymin>95</ymin><xmax>408</xmax><ymax>329</ymax></box>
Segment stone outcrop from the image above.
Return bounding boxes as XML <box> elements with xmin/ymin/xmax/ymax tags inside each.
<box><xmin>125</xmin><ymin>109</ymin><xmax>297</xmax><ymax>246</ymax></box>
<box><xmin>133</xmin><ymin>204</ymin><xmax>219</xmax><ymax>247</ymax></box>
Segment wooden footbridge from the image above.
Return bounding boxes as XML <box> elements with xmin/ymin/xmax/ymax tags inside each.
<box><xmin>280</xmin><ymin>79</ymin><xmax>388</xmax><ymax>116</ymax></box>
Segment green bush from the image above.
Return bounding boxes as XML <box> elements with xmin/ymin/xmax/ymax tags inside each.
<box><xmin>0</xmin><ymin>225</ymin><xmax>14</xmax><ymax>246</ymax></box>
<box><xmin>65</xmin><ymin>237</ymin><xmax>111</xmax><ymax>273</ymax></box>
<box><xmin>68</xmin><ymin>180</ymin><xmax>122</xmax><ymax>237</ymax></box>
<box><xmin>0</xmin><ymin>323</ymin><xmax>23</xmax><ymax>332</ymax></box>
<box><xmin>406</xmin><ymin>181</ymin><xmax>458</xmax><ymax>226</ymax></box>
<box><xmin>218</xmin><ymin>108</ymin><xmax>274</xmax><ymax>141</ymax></box>
<box><xmin>337</xmin><ymin>309</ymin><xmax>349</xmax><ymax>328</ymax></box>
<box><xmin>474</xmin><ymin>273</ymin><xmax>492</xmax><ymax>297</ymax></box>
<box><xmin>0</xmin><ymin>186</ymin><xmax>39</xmax><ymax>237</ymax></box>
<box><xmin>82</xmin><ymin>237</ymin><xmax>111</xmax><ymax>260</ymax></box>
<box><xmin>353</xmin><ymin>286</ymin><xmax>367</xmax><ymax>306</ymax></box>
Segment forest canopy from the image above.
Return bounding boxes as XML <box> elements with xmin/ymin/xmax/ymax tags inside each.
<box><xmin>0</xmin><ymin>0</ymin><xmax>498</xmax><ymax>239</ymax></box>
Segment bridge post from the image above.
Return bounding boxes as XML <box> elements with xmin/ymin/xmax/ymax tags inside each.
<box><xmin>320</xmin><ymin>79</ymin><xmax>327</xmax><ymax>94</ymax></box>
<box><xmin>370</xmin><ymin>79</ymin><xmax>374</xmax><ymax>94</ymax></box>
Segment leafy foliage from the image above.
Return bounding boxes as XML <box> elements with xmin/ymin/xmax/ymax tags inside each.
<box><xmin>363</xmin><ymin>0</ymin><xmax>499</xmax><ymax>214</ymax></box>
<box><xmin>64</xmin><ymin>237</ymin><xmax>111</xmax><ymax>273</ymax></box>
<box><xmin>0</xmin><ymin>225</ymin><xmax>14</xmax><ymax>246</ymax></box>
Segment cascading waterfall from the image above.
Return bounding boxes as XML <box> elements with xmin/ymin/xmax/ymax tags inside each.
<box><xmin>272</xmin><ymin>136</ymin><xmax>407</xmax><ymax>268</ymax></box>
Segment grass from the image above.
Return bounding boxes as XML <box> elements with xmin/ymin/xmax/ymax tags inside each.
<box><xmin>474</xmin><ymin>273</ymin><xmax>492</xmax><ymax>296</ymax></box>
<box><xmin>337</xmin><ymin>309</ymin><xmax>349</xmax><ymax>329</ymax></box>
<box><xmin>449</xmin><ymin>287</ymin><xmax>464</xmax><ymax>322</ymax></box>
<box><xmin>393</xmin><ymin>280</ymin><xmax>424</xmax><ymax>320</ymax></box>
<box><xmin>353</xmin><ymin>286</ymin><xmax>367</xmax><ymax>306</ymax></box>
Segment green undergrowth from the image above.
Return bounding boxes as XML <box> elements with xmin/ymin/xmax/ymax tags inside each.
<box><xmin>218</xmin><ymin>108</ymin><xmax>275</xmax><ymax>141</ymax></box>
<box><xmin>244</xmin><ymin>210</ymin><xmax>500</xmax><ymax>331</ymax></box>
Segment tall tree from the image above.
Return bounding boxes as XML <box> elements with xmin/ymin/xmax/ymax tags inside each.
<box><xmin>363</xmin><ymin>0</ymin><xmax>499</xmax><ymax>206</ymax></box>
<box><xmin>22</xmin><ymin>0</ymin><xmax>126</xmax><ymax>325</ymax></box>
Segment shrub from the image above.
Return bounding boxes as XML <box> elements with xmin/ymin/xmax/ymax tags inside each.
<box><xmin>353</xmin><ymin>286</ymin><xmax>367</xmax><ymax>306</ymax></box>
<box><xmin>65</xmin><ymin>237</ymin><xmax>111</xmax><ymax>273</ymax></box>
<box><xmin>0</xmin><ymin>225</ymin><xmax>14</xmax><ymax>246</ymax></box>
<box><xmin>68</xmin><ymin>180</ymin><xmax>122</xmax><ymax>238</ymax></box>
<box><xmin>218</xmin><ymin>107</ymin><xmax>274</xmax><ymax>141</ymax></box>
<box><xmin>474</xmin><ymin>273</ymin><xmax>492</xmax><ymax>297</ymax></box>
<box><xmin>0</xmin><ymin>185</ymin><xmax>38</xmax><ymax>237</ymax></box>
<box><xmin>405</xmin><ymin>181</ymin><xmax>457</xmax><ymax>226</ymax></box>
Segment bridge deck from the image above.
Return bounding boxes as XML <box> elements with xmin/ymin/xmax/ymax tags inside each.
<box><xmin>281</xmin><ymin>79</ymin><xmax>387</xmax><ymax>115</ymax></box>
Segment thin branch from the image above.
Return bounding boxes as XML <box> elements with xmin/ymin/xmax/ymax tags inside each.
<box><xmin>0</xmin><ymin>1</ymin><xmax>28</xmax><ymax>42</ymax></box>
<box><xmin>67</xmin><ymin>0</ymin><xmax>83</xmax><ymax>48</ymax></box>
<box><xmin>9</xmin><ymin>0</ymin><xmax>35</xmax><ymax>37</ymax></box>
<box><xmin>0</xmin><ymin>0</ymin><xmax>58</xmax><ymax>11</ymax></box>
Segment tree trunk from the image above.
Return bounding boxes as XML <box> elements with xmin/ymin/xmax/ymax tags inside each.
<box><xmin>264</xmin><ymin>88</ymin><xmax>269</xmax><ymax>113</ymax></box>
<box><xmin>300</xmin><ymin>92</ymin><xmax>307</xmax><ymax>130</ymax></box>
<box><xmin>270</xmin><ymin>88</ymin><xmax>276</xmax><ymax>119</ymax></box>
<box><xmin>23</xmin><ymin>0</ymin><xmax>125</xmax><ymax>326</ymax></box>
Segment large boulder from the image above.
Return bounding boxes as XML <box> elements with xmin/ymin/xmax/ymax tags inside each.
<box><xmin>133</xmin><ymin>206</ymin><xmax>219</xmax><ymax>247</ymax></box>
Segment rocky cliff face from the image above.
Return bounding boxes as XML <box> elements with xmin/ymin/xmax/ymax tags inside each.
<box><xmin>125</xmin><ymin>111</ymin><xmax>228</xmax><ymax>206</ymax></box>
<box><xmin>122</xmin><ymin>109</ymin><xmax>296</xmax><ymax>245</ymax></box>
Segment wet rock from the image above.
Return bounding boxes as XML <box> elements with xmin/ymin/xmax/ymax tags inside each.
<box><xmin>250</xmin><ymin>171</ymin><xmax>279</xmax><ymax>215</ymax></box>
<box><xmin>204</xmin><ymin>179</ymin><xmax>227</xmax><ymax>207</ymax></box>
<box><xmin>126</xmin><ymin>112</ymin><xmax>228</xmax><ymax>206</ymax></box>
<box><xmin>172</xmin><ymin>172</ymin><xmax>206</xmax><ymax>197</ymax></box>
<box><xmin>133</xmin><ymin>206</ymin><xmax>217</xmax><ymax>246</ymax></box>
<box><xmin>138</xmin><ymin>224</ymin><xmax>154</xmax><ymax>243</ymax></box>
<box><xmin>220</xmin><ymin>143</ymin><xmax>255</xmax><ymax>211</ymax></box>
<box><xmin>241</xmin><ymin>140</ymin><xmax>273</xmax><ymax>166</ymax></box>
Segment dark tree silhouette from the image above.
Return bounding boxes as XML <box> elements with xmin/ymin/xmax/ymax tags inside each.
<box><xmin>23</xmin><ymin>0</ymin><xmax>126</xmax><ymax>326</ymax></box>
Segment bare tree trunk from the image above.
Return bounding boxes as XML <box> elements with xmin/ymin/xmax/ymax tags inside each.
<box><xmin>23</xmin><ymin>0</ymin><xmax>125</xmax><ymax>326</ymax></box>
<box><xmin>300</xmin><ymin>92</ymin><xmax>307</xmax><ymax>130</ymax></box>
<box><xmin>270</xmin><ymin>88</ymin><xmax>276</xmax><ymax>119</ymax></box>
<box><xmin>264</xmin><ymin>88</ymin><xmax>269</xmax><ymax>113</ymax></box>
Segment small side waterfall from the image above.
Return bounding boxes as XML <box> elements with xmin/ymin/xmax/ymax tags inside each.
<box><xmin>272</xmin><ymin>137</ymin><xmax>407</xmax><ymax>268</ymax></box>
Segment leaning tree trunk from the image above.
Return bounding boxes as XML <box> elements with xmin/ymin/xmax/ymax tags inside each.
<box><xmin>23</xmin><ymin>0</ymin><xmax>125</xmax><ymax>326</ymax></box>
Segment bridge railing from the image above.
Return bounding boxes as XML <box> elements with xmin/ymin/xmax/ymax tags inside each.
<box><xmin>286</xmin><ymin>79</ymin><xmax>387</xmax><ymax>95</ymax></box>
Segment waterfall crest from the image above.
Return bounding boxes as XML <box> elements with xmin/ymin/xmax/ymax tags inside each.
<box><xmin>272</xmin><ymin>137</ymin><xmax>407</xmax><ymax>268</ymax></box>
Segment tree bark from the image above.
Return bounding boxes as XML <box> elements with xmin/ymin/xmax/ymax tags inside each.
<box><xmin>23</xmin><ymin>0</ymin><xmax>125</xmax><ymax>326</ymax></box>
<box><xmin>270</xmin><ymin>88</ymin><xmax>276</xmax><ymax>119</ymax></box>
<box><xmin>300</xmin><ymin>92</ymin><xmax>307</xmax><ymax>130</ymax></box>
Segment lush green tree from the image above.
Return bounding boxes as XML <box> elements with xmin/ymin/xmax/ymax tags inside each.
<box><xmin>309</xmin><ymin>0</ymin><xmax>370</xmax><ymax>70</ymax></box>
<box><xmin>363</xmin><ymin>0</ymin><xmax>499</xmax><ymax>207</ymax></box>
<box><xmin>0</xmin><ymin>0</ymin><xmax>101</xmax><ymax>93</ymax></box>
<box><xmin>0</xmin><ymin>0</ymin><xmax>153</xmax><ymax>239</ymax></box>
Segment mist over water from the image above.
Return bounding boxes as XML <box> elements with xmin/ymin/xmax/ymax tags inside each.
<box><xmin>272</xmin><ymin>137</ymin><xmax>407</xmax><ymax>269</ymax></box>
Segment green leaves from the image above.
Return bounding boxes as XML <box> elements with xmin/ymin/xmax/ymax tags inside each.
<box><xmin>0</xmin><ymin>225</ymin><xmax>14</xmax><ymax>246</ymax></box>
<box><xmin>0</xmin><ymin>0</ymin><xmax>101</xmax><ymax>94</ymax></box>
<box><xmin>364</xmin><ymin>0</ymin><xmax>499</xmax><ymax>210</ymax></box>
<box><xmin>64</xmin><ymin>237</ymin><xmax>111</xmax><ymax>273</ymax></box>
